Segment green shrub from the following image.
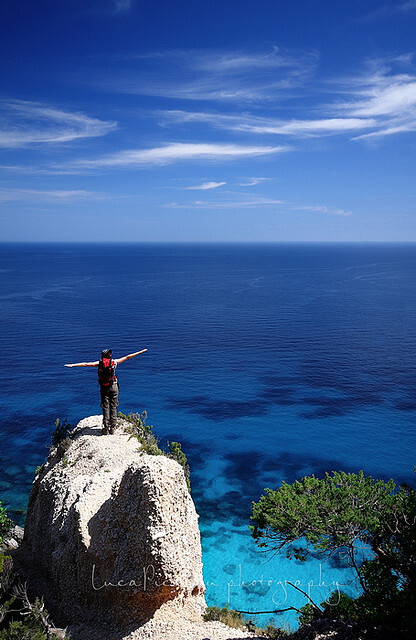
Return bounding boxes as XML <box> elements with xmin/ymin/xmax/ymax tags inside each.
<box><xmin>0</xmin><ymin>553</ymin><xmax>13</xmax><ymax>600</ymax></box>
<box><xmin>203</xmin><ymin>605</ymin><xmax>245</xmax><ymax>630</ymax></box>
<box><xmin>125</xmin><ymin>412</ymin><xmax>163</xmax><ymax>455</ymax></box>
<box><xmin>168</xmin><ymin>441</ymin><xmax>191</xmax><ymax>491</ymax></box>
<box><xmin>0</xmin><ymin>619</ymin><xmax>47</xmax><ymax>640</ymax></box>
<box><xmin>0</xmin><ymin>504</ymin><xmax>12</xmax><ymax>546</ymax></box>
<box><xmin>122</xmin><ymin>412</ymin><xmax>192</xmax><ymax>491</ymax></box>
<box><xmin>117</xmin><ymin>411</ymin><xmax>133</xmax><ymax>429</ymax></box>
<box><xmin>251</xmin><ymin>470</ymin><xmax>416</xmax><ymax>635</ymax></box>
<box><xmin>297</xmin><ymin>602</ymin><xmax>315</xmax><ymax>625</ymax></box>
<box><xmin>262</xmin><ymin>624</ymin><xmax>288</xmax><ymax>638</ymax></box>
<box><xmin>51</xmin><ymin>418</ymin><xmax>74</xmax><ymax>448</ymax></box>
<box><xmin>321</xmin><ymin>591</ymin><xmax>360</xmax><ymax>622</ymax></box>
<box><xmin>54</xmin><ymin>437</ymin><xmax>73</xmax><ymax>463</ymax></box>
<box><xmin>203</xmin><ymin>606</ymin><xmax>287</xmax><ymax>637</ymax></box>
<box><xmin>34</xmin><ymin>464</ymin><xmax>44</xmax><ymax>478</ymax></box>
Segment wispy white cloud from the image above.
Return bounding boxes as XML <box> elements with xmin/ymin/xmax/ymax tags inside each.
<box><xmin>333</xmin><ymin>58</ymin><xmax>416</xmax><ymax>139</ymax></box>
<box><xmin>166</xmin><ymin>193</ymin><xmax>350</xmax><ymax>215</ymax></box>
<box><xmin>158</xmin><ymin>55</ymin><xmax>416</xmax><ymax>142</ymax></box>
<box><xmin>167</xmin><ymin>195</ymin><xmax>286</xmax><ymax>209</ymax></box>
<box><xmin>71</xmin><ymin>46</ymin><xmax>416</xmax><ymax>144</ymax></box>
<box><xmin>193</xmin><ymin>48</ymin><xmax>310</xmax><ymax>73</ymax></box>
<box><xmin>69</xmin><ymin>142</ymin><xmax>289</xmax><ymax>169</ymax></box>
<box><xmin>238</xmin><ymin>177</ymin><xmax>269</xmax><ymax>186</ymax></box>
<box><xmin>185</xmin><ymin>181</ymin><xmax>226</xmax><ymax>190</ymax></box>
<box><xmin>90</xmin><ymin>47</ymin><xmax>317</xmax><ymax>103</ymax></box>
<box><xmin>159</xmin><ymin>110</ymin><xmax>374</xmax><ymax>137</ymax></box>
<box><xmin>0</xmin><ymin>188</ymin><xmax>107</xmax><ymax>202</ymax></box>
<box><xmin>0</xmin><ymin>99</ymin><xmax>117</xmax><ymax>148</ymax></box>
<box><xmin>352</xmin><ymin>124</ymin><xmax>416</xmax><ymax>140</ymax></box>
<box><xmin>293</xmin><ymin>204</ymin><xmax>352</xmax><ymax>216</ymax></box>
<box><xmin>338</xmin><ymin>76</ymin><xmax>416</xmax><ymax>118</ymax></box>
<box><xmin>238</xmin><ymin>118</ymin><xmax>376</xmax><ymax>135</ymax></box>
<box><xmin>359</xmin><ymin>1</ymin><xmax>416</xmax><ymax>22</ymax></box>
<box><xmin>113</xmin><ymin>0</ymin><xmax>132</xmax><ymax>12</ymax></box>
<box><xmin>0</xmin><ymin>164</ymin><xmax>99</xmax><ymax>176</ymax></box>
<box><xmin>400</xmin><ymin>0</ymin><xmax>416</xmax><ymax>10</ymax></box>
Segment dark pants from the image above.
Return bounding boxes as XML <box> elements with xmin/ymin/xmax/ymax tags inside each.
<box><xmin>100</xmin><ymin>382</ymin><xmax>119</xmax><ymax>433</ymax></box>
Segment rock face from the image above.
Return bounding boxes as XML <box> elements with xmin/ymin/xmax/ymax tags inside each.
<box><xmin>17</xmin><ymin>416</ymin><xmax>206</xmax><ymax>632</ymax></box>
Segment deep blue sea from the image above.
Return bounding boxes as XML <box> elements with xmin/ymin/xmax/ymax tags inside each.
<box><xmin>1</xmin><ymin>242</ymin><xmax>416</xmax><ymax>631</ymax></box>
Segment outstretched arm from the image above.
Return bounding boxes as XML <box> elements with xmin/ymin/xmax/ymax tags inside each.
<box><xmin>115</xmin><ymin>349</ymin><xmax>148</xmax><ymax>365</ymax></box>
<box><xmin>64</xmin><ymin>361</ymin><xmax>99</xmax><ymax>368</ymax></box>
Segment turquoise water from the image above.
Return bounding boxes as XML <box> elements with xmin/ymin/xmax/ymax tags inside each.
<box><xmin>1</xmin><ymin>242</ymin><xmax>415</xmax><ymax>629</ymax></box>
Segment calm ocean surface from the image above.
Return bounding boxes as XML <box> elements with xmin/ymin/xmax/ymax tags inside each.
<box><xmin>1</xmin><ymin>242</ymin><xmax>416</xmax><ymax>630</ymax></box>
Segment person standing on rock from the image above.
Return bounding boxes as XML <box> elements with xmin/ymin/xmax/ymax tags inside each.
<box><xmin>65</xmin><ymin>348</ymin><xmax>147</xmax><ymax>434</ymax></box>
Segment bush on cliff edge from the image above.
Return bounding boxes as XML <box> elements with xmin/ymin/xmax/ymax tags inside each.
<box><xmin>121</xmin><ymin>411</ymin><xmax>191</xmax><ymax>490</ymax></box>
<box><xmin>251</xmin><ymin>469</ymin><xmax>416</xmax><ymax>637</ymax></box>
<box><xmin>0</xmin><ymin>505</ymin><xmax>12</xmax><ymax>547</ymax></box>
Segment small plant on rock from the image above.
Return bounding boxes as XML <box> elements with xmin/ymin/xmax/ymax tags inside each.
<box><xmin>168</xmin><ymin>441</ymin><xmax>191</xmax><ymax>491</ymax></box>
<box><xmin>125</xmin><ymin>411</ymin><xmax>163</xmax><ymax>455</ymax></box>
<box><xmin>261</xmin><ymin>624</ymin><xmax>288</xmax><ymax>638</ymax></box>
<box><xmin>34</xmin><ymin>464</ymin><xmax>45</xmax><ymax>478</ymax></box>
<box><xmin>203</xmin><ymin>605</ymin><xmax>245</xmax><ymax>630</ymax></box>
<box><xmin>119</xmin><ymin>411</ymin><xmax>192</xmax><ymax>491</ymax></box>
<box><xmin>0</xmin><ymin>582</ymin><xmax>69</xmax><ymax>639</ymax></box>
<box><xmin>50</xmin><ymin>419</ymin><xmax>75</xmax><ymax>462</ymax></box>
<box><xmin>51</xmin><ymin>418</ymin><xmax>73</xmax><ymax>447</ymax></box>
<box><xmin>0</xmin><ymin>505</ymin><xmax>12</xmax><ymax>547</ymax></box>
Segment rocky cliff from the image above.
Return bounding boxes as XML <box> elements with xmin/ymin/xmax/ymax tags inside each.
<box><xmin>16</xmin><ymin>416</ymin><xmax>206</xmax><ymax>635</ymax></box>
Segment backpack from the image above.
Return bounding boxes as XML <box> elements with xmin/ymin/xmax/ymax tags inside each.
<box><xmin>98</xmin><ymin>358</ymin><xmax>117</xmax><ymax>387</ymax></box>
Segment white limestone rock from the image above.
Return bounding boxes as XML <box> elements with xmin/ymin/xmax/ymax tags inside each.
<box><xmin>17</xmin><ymin>415</ymin><xmax>206</xmax><ymax>632</ymax></box>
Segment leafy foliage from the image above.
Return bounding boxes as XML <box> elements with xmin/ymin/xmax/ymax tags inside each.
<box><xmin>167</xmin><ymin>441</ymin><xmax>191</xmax><ymax>491</ymax></box>
<box><xmin>298</xmin><ymin>591</ymin><xmax>356</xmax><ymax>625</ymax></box>
<box><xmin>250</xmin><ymin>470</ymin><xmax>416</xmax><ymax>635</ymax></box>
<box><xmin>0</xmin><ymin>506</ymin><xmax>12</xmax><ymax>546</ymax></box>
<box><xmin>34</xmin><ymin>465</ymin><xmax>45</xmax><ymax>478</ymax></box>
<box><xmin>0</xmin><ymin>619</ymin><xmax>47</xmax><ymax>640</ymax></box>
<box><xmin>1</xmin><ymin>505</ymin><xmax>65</xmax><ymax>638</ymax></box>
<box><xmin>50</xmin><ymin>419</ymin><xmax>75</xmax><ymax>464</ymax></box>
<box><xmin>51</xmin><ymin>418</ymin><xmax>73</xmax><ymax>447</ymax></box>
<box><xmin>261</xmin><ymin>624</ymin><xmax>288</xmax><ymax>638</ymax></box>
<box><xmin>203</xmin><ymin>605</ymin><xmax>245</xmax><ymax>629</ymax></box>
<box><xmin>203</xmin><ymin>606</ymin><xmax>287</xmax><ymax>637</ymax></box>
<box><xmin>251</xmin><ymin>471</ymin><xmax>396</xmax><ymax>556</ymax></box>
<box><xmin>123</xmin><ymin>411</ymin><xmax>163</xmax><ymax>455</ymax></box>
<box><xmin>0</xmin><ymin>581</ymin><xmax>69</xmax><ymax>639</ymax></box>
<box><xmin>121</xmin><ymin>412</ymin><xmax>192</xmax><ymax>491</ymax></box>
<box><xmin>0</xmin><ymin>504</ymin><xmax>13</xmax><ymax>609</ymax></box>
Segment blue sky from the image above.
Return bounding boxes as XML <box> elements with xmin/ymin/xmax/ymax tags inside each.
<box><xmin>1</xmin><ymin>0</ymin><xmax>416</xmax><ymax>242</ymax></box>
